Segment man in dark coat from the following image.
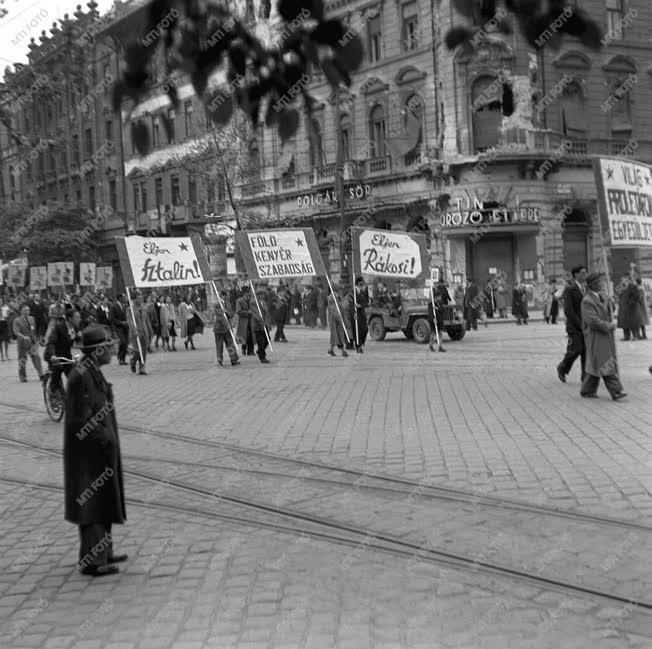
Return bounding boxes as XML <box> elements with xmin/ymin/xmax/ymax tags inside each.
<box><xmin>126</xmin><ymin>292</ymin><xmax>153</xmax><ymax>375</ymax></box>
<box><xmin>236</xmin><ymin>286</ymin><xmax>255</xmax><ymax>355</ymax></box>
<box><xmin>580</xmin><ymin>273</ymin><xmax>626</xmax><ymax>401</ymax></box>
<box><xmin>511</xmin><ymin>282</ymin><xmax>529</xmax><ymax>325</ymax></box>
<box><xmin>428</xmin><ymin>281</ymin><xmax>450</xmax><ymax>353</ymax></box>
<box><xmin>251</xmin><ymin>291</ymin><xmax>272</xmax><ymax>363</ymax></box>
<box><xmin>352</xmin><ymin>276</ymin><xmax>369</xmax><ymax>353</ymax></box>
<box><xmin>95</xmin><ymin>296</ymin><xmax>112</xmax><ymax>327</ymax></box>
<box><xmin>291</xmin><ymin>287</ymin><xmax>302</xmax><ymax>324</ymax></box>
<box><xmin>13</xmin><ymin>304</ymin><xmax>44</xmax><ymax>382</ymax></box>
<box><xmin>463</xmin><ymin>280</ymin><xmax>480</xmax><ymax>331</ymax></box>
<box><xmin>303</xmin><ymin>286</ymin><xmax>318</xmax><ymax>328</ymax></box>
<box><xmin>27</xmin><ymin>293</ymin><xmax>48</xmax><ymax>340</ymax></box>
<box><xmin>63</xmin><ymin>324</ymin><xmax>127</xmax><ymax>577</ymax></box>
<box><xmin>110</xmin><ymin>294</ymin><xmax>129</xmax><ymax>365</ymax></box>
<box><xmin>317</xmin><ymin>284</ymin><xmax>328</xmax><ymax>329</ymax></box>
<box><xmin>617</xmin><ymin>275</ymin><xmax>643</xmax><ymax>341</ymax></box>
<box><xmin>272</xmin><ymin>285</ymin><xmax>290</xmax><ymax>343</ymax></box>
<box><xmin>214</xmin><ymin>294</ymin><xmax>239</xmax><ymax>367</ymax></box>
<box><xmin>45</xmin><ymin>307</ymin><xmax>82</xmax><ymax>395</ymax></box>
<box><xmin>557</xmin><ymin>265</ymin><xmax>587</xmax><ymax>383</ymax></box>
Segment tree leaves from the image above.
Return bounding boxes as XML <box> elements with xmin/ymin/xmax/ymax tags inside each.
<box><xmin>278</xmin><ymin>108</ymin><xmax>299</xmax><ymax>143</ymax></box>
<box><xmin>445</xmin><ymin>26</ymin><xmax>473</xmax><ymax>49</ymax></box>
<box><xmin>205</xmin><ymin>88</ymin><xmax>234</xmax><ymax>126</ymax></box>
<box><xmin>333</xmin><ymin>33</ymin><xmax>364</xmax><ymax>72</ymax></box>
<box><xmin>312</xmin><ymin>19</ymin><xmax>345</xmax><ymax>46</ymax></box>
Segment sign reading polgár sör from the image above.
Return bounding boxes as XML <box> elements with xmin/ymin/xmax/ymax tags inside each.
<box><xmin>296</xmin><ymin>184</ymin><xmax>372</xmax><ymax>208</ymax></box>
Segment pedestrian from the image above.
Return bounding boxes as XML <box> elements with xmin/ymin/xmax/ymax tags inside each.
<box><xmin>317</xmin><ymin>283</ymin><xmax>328</xmax><ymax>329</ymax></box>
<box><xmin>27</xmin><ymin>293</ymin><xmax>48</xmax><ymax>343</ymax></box>
<box><xmin>428</xmin><ymin>283</ymin><xmax>447</xmax><ymax>353</ymax></box>
<box><xmin>63</xmin><ymin>324</ymin><xmax>127</xmax><ymax>577</ymax></box>
<box><xmin>291</xmin><ymin>286</ymin><xmax>303</xmax><ymax>324</ymax></box>
<box><xmin>463</xmin><ymin>279</ymin><xmax>479</xmax><ymax>331</ymax></box>
<box><xmin>159</xmin><ymin>295</ymin><xmax>178</xmax><ymax>351</ymax></box>
<box><xmin>635</xmin><ymin>278</ymin><xmax>649</xmax><ymax>339</ymax></box>
<box><xmin>495</xmin><ymin>278</ymin><xmax>508</xmax><ymax>318</ymax></box>
<box><xmin>179</xmin><ymin>295</ymin><xmax>197</xmax><ymax>350</ymax></box>
<box><xmin>214</xmin><ymin>295</ymin><xmax>239</xmax><ymax>367</ymax></box>
<box><xmin>617</xmin><ymin>275</ymin><xmax>643</xmax><ymax>341</ymax></box>
<box><xmin>251</xmin><ymin>291</ymin><xmax>271</xmax><ymax>363</ymax></box>
<box><xmin>110</xmin><ymin>294</ymin><xmax>129</xmax><ymax>366</ymax></box>
<box><xmin>557</xmin><ymin>265</ymin><xmax>587</xmax><ymax>383</ymax></box>
<box><xmin>272</xmin><ymin>285</ymin><xmax>289</xmax><ymax>342</ymax></box>
<box><xmin>126</xmin><ymin>291</ymin><xmax>153</xmax><ymax>375</ymax></box>
<box><xmin>580</xmin><ymin>273</ymin><xmax>627</xmax><ymax>401</ymax></box>
<box><xmin>13</xmin><ymin>304</ymin><xmax>44</xmax><ymax>382</ymax></box>
<box><xmin>511</xmin><ymin>281</ymin><xmax>529</xmax><ymax>325</ymax></box>
<box><xmin>483</xmin><ymin>278</ymin><xmax>495</xmax><ymax>319</ymax></box>
<box><xmin>543</xmin><ymin>279</ymin><xmax>560</xmax><ymax>324</ymax></box>
<box><xmin>95</xmin><ymin>296</ymin><xmax>112</xmax><ymax>328</ymax></box>
<box><xmin>303</xmin><ymin>285</ymin><xmax>318</xmax><ymax>328</ymax></box>
<box><xmin>147</xmin><ymin>294</ymin><xmax>162</xmax><ymax>350</ymax></box>
<box><xmin>0</xmin><ymin>297</ymin><xmax>11</xmax><ymax>361</ymax></box>
<box><xmin>44</xmin><ymin>307</ymin><xmax>82</xmax><ymax>397</ymax></box>
<box><xmin>327</xmin><ymin>291</ymin><xmax>349</xmax><ymax>357</ymax></box>
<box><xmin>236</xmin><ymin>285</ymin><xmax>255</xmax><ymax>356</ymax></box>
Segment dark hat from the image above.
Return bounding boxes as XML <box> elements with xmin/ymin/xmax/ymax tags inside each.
<box><xmin>585</xmin><ymin>272</ymin><xmax>604</xmax><ymax>288</ymax></box>
<box><xmin>80</xmin><ymin>324</ymin><xmax>116</xmax><ymax>351</ymax></box>
<box><xmin>355</xmin><ymin>276</ymin><xmax>365</xmax><ymax>285</ymax></box>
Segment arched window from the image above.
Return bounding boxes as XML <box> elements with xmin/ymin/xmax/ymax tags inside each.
<box><xmin>609</xmin><ymin>76</ymin><xmax>632</xmax><ymax>135</ymax></box>
<box><xmin>340</xmin><ymin>114</ymin><xmax>352</xmax><ymax>161</ymax></box>
<box><xmin>402</xmin><ymin>94</ymin><xmax>423</xmax><ymax>164</ymax></box>
<box><xmin>472</xmin><ymin>75</ymin><xmax>501</xmax><ymax>152</ymax></box>
<box><xmin>308</xmin><ymin>119</ymin><xmax>323</xmax><ymax>168</ymax></box>
<box><xmin>369</xmin><ymin>104</ymin><xmax>386</xmax><ymax>158</ymax></box>
<box><xmin>560</xmin><ymin>82</ymin><xmax>586</xmax><ymax>139</ymax></box>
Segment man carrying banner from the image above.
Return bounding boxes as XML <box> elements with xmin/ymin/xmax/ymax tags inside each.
<box><xmin>127</xmin><ymin>292</ymin><xmax>153</xmax><ymax>375</ymax></box>
<box><xmin>251</xmin><ymin>290</ymin><xmax>272</xmax><ymax>363</ymax></box>
<box><xmin>214</xmin><ymin>293</ymin><xmax>239</xmax><ymax>367</ymax></box>
<box><xmin>236</xmin><ymin>286</ymin><xmax>255</xmax><ymax>356</ymax></box>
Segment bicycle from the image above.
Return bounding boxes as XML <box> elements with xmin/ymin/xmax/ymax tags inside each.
<box><xmin>43</xmin><ymin>355</ymin><xmax>79</xmax><ymax>422</ymax></box>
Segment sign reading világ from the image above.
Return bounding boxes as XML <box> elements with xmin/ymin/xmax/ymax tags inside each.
<box><xmin>115</xmin><ymin>235</ymin><xmax>211</xmax><ymax>287</ymax></box>
<box><xmin>441</xmin><ymin>198</ymin><xmax>541</xmax><ymax>227</ymax></box>
<box><xmin>235</xmin><ymin>228</ymin><xmax>327</xmax><ymax>279</ymax></box>
<box><xmin>594</xmin><ymin>157</ymin><xmax>652</xmax><ymax>247</ymax></box>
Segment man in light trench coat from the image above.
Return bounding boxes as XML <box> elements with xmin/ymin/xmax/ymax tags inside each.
<box><xmin>580</xmin><ymin>273</ymin><xmax>627</xmax><ymax>401</ymax></box>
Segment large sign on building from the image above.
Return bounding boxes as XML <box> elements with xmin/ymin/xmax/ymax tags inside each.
<box><xmin>594</xmin><ymin>157</ymin><xmax>652</xmax><ymax>247</ymax></box>
<box><xmin>441</xmin><ymin>198</ymin><xmax>541</xmax><ymax>228</ymax></box>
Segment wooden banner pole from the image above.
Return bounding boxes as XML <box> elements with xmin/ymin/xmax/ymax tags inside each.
<box><xmin>325</xmin><ymin>273</ymin><xmax>351</xmax><ymax>345</ymax></box>
<box><xmin>249</xmin><ymin>280</ymin><xmax>273</xmax><ymax>352</ymax></box>
<box><xmin>125</xmin><ymin>287</ymin><xmax>145</xmax><ymax>367</ymax></box>
<box><xmin>430</xmin><ymin>287</ymin><xmax>442</xmax><ymax>349</ymax></box>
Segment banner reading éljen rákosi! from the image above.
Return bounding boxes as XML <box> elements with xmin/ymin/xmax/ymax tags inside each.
<box><xmin>594</xmin><ymin>157</ymin><xmax>652</xmax><ymax>247</ymax></box>
<box><xmin>351</xmin><ymin>228</ymin><xmax>429</xmax><ymax>280</ymax></box>
<box><xmin>115</xmin><ymin>235</ymin><xmax>211</xmax><ymax>287</ymax></box>
<box><xmin>235</xmin><ymin>228</ymin><xmax>327</xmax><ymax>279</ymax></box>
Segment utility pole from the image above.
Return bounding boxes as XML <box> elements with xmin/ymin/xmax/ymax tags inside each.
<box><xmin>333</xmin><ymin>87</ymin><xmax>347</xmax><ymax>285</ymax></box>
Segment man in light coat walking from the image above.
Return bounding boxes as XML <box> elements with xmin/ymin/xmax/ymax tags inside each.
<box><xmin>580</xmin><ymin>273</ymin><xmax>626</xmax><ymax>401</ymax></box>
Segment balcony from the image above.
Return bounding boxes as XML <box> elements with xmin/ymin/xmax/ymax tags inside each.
<box><xmin>311</xmin><ymin>164</ymin><xmax>336</xmax><ymax>185</ymax></box>
<box><xmin>366</xmin><ymin>155</ymin><xmax>391</xmax><ymax>176</ymax></box>
<box><xmin>240</xmin><ymin>179</ymin><xmax>267</xmax><ymax>197</ymax></box>
<box><xmin>281</xmin><ymin>174</ymin><xmax>296</xmax><ymax>189</ymax></box>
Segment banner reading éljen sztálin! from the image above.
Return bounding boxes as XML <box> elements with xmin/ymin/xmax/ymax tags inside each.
<box><xmin>235</xmin><ymin>229</ymin><xmax>327</xmax><ymax>279</ymax></box>
<box><xmin>351</xmin><ymin>228</ymin><xmax>429</xmax><ymax>280</ymax></box>
<box><xmin>116</xmin><ymin>235</ymin><xmax>212</xmax><ymax>287</ymax></box>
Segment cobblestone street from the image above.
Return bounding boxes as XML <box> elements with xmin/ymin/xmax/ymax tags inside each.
<box><xmin>1</xmin><ymin>322</ymin><xmax>651</xmax><ymax>648</ymax></box>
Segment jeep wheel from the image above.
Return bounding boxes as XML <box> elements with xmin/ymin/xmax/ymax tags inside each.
<box><xmin>412</xmin><ymin>318</ymin><xmax>431</xmax><ymax>344</ymax></box>
<box><xmin>369</xmin><ymin>317</ymin><xmax>386</xmax><ymax>341</ymax></box>
<box><xmin>446</xmin><ymin>325</ymin><xmax>466</xmax><ymax>341</ymax></box>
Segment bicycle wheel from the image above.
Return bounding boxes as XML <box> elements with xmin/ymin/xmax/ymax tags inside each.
<box><xmin>43</xmin><ymin>374</ymin><xmax>65</xmax><ymax>422</ymax></box>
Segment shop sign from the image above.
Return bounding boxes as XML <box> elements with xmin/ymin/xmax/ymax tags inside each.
<box><xmin>441</xmin><ymin>198</ymin><xmax>541</xmax><ymax>227</ymax></box>
<box><xmin>296</xmin><ymin>184</ymin><xmax>372</xmax><ymax>208</ymax></box>
<box><xmin>594</xmin><ymin>157</ymin><xmax>652</xmax><ymax>247</ymax></box>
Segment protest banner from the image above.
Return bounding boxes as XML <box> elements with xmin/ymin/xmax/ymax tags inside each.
<box><xmin>594</xmin><ymin>157</ymin><xmax>652</xmax><ymax>247</ymax></box>
<box><xmin>7</xmin><ymin>262</ymin><xmax>27</xmax><ymax>288</ymax></box>
<box><xmin>47</xmin><ymin>262</ymin><xmax>74</xmax><ymax>287</ymax></box>
<box><xmin>79</xmin><ymin>262</ymin><xmax>97</xmax><ymax>286</ymax></box>
<box><xmin>30</xmin><ymin>266</ymin><xmax>47</xmax><ymax>291</ymax></box>
<box><xmin>234</xmin><ymin>228</ymin><xmax>327</xmax><ymax>279</ymax></box>
<box><xmin>115</xmin><ymin>235</ymin><xmax>211</xmax><ymax>287</ymax></box>
<box><xmin>95</xmin><ymin>266</ymin><xmax>113</xmax><ymax>290</ymax></box>
<box><xmin>351</xmin><ymin>228</ymin><xmax>429</xmax><ymax>280</ymax></box>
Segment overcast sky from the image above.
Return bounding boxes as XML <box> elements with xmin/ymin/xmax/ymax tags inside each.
<box><xmin>0</xmin><ymin>0</ymin><xmax>115</xmax><ymax>71</ymax></box>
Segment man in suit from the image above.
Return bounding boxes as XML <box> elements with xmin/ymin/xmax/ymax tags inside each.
<box><xmin>27</xmin><ymin>293</ymin><xmax>48</xmax><ymax>341</ymax></box>
<box><xmin>126</xmin><ymin>292</ymin><xmax>153</xmax><ymax>375</ymax></box>
<box><xmin>110</xmin><ymin>294</ymin><xmax>129</xmax><ymax>365</ymax></box>
<box><xmin>95</xmin><ymin>296</ymin><xmax>112</xmax><ymax>327</ymax></box>
<box><xmin>463</xmin><ymin>279</ymin><xmax>480</xmax><ymax>331</ymax></box>
<box><xmin>557</xmin><ymin>265</ymin><xmax>587</xmax><ymax>383</ymax></box>
<box><xmin>580</xmin><ymin>272</ymin><xmax>626</xmax><ymax>401</ymax></box>
<box><xmin>44</xmin><ymin>307</ymin><xmax>82</xmax><ymax>395</ymax></box>
<box><xmin>13</xmin><ymin>304</ymin><xmax>44</xmax><ymax>382</ymax></box>
<box><xmin>251</xmin><ymin>291</ymin><xmax>272</xmax><ymax>363</ymax></box>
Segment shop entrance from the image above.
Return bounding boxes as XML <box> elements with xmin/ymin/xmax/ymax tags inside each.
<box><xmin>467</xmin><ymin>235</ymin><xmax>514</xmax><ymax>288</ymax></box>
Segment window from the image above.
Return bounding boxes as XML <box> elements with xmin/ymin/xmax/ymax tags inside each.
<box><xmin>171</xmin><ymin>174</ymin><xmax>180</xmax><ymax>205</ymax></box>
<box><xmin>84</xmin><ymin>128</ymin><xmax>93</xmax><ymax>158</ymax></box>
<box><xmin>155</xmin><ymin>177</ymin><xmax>163</xmax><ymax>207</ymax></box>
<box><xmin>402</xmin><ymin>95</ymin><xmax>423</xmax><ymax>163</ymax></box>
<box><xmin>606</xmin><ymin>0</ymin><xmax>623</xmax><ymax>40</ymax></box>
<box><xmin>472</xmin><ymin>76</ymin><xmax>502</xmax><ymax>151</ymax></box>
<box><xmin>140</xmin><ymin>181</ymin><xmax>148</xmax><ymax>211</ymax></box>
<box><xmin>369</xmin><ymin>105</ymin><xmax>386</xmax><ymax>157</ymax></box>
<box><xmin>248</xmin><ymin>139</ymin><xmax>260</xmax><ymax>178</ymax></box>
<box><xmin>340</xmin><ymin>114</ymin><xmax>352</xmax><ymax>161</ymax></box>
<box><xmin>207</xmin><ymin>182</ymin><xmax>215</xmax><ymax>203</ymax></box>
<box><xmin>75</xmin><ymin>189</ymin><xmax>82</xmax><ymax>203</ymax></box>
<box><xmin>133</xmin><ymin>184</ymin><xmax>141</xmax><ymax>213</ymax></box>
<box><xmin>72</xmin><ymin>134</ymin><xmax>80</xmax><ymax>165</ymax></box>
<box><xmin>89</xmin><ymin>185</ymin><xmax>96</xmax><ymax>212</ymax></box>
<box><xmin>368</xmin><ymin>15</ymin><xmax>382</xmax><ymax>63</ymax></box>
<box><xmin>610</xmin><ymin>77</ymin><xmax>632</xmax><ymax>134</ymax></box>
<box><xmin>402</xmin><ymin>1</ymin><xmax>419</xmax><ymax>51</ymax></box>
<box><xmin>184</xmin><ymin>101</ymin><xmax>193</xmax><ymax>137</ymax></box>
<box><xmin>188</xmin><ymin>176</ymin><xmax>197</xmax><ymax>203</ymax></box>
<box><xmin>308</xmin><ymin>119</ymin><xmax>323</xmax><ymax>168</ymax></box>
<box><xmin>560</xmin><ymin>82</ymin><xmax>586</xmax><ymax>139</ymax></box>
<box><xmin>167</xmin><ymin>108</ymin><xmax>175</xmax><ymax>143</ymax></box>
<box><xmin>109</xmin><ymin>179</ymin><xmax>117</xmax><ymax>210</ymax></box>
<box><xmin>105</xmin><ymin>120</ymin><xmax>113</xmax><ymax>144</ymax></box>
<box><xmin>152</xmin><ymin>115</ymin><xmax>160</xmax><ymax>147</ymax></box>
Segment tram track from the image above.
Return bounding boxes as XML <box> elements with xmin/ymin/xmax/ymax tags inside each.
<box><xmin>2</xmin><ymin>433</ymin><xmax>652</xmax><ymax>615</ymax></box>
<box><xmin>1</xmin><ymin>398</ymin><xmax>650</xmax><ymax>533</ymax></box>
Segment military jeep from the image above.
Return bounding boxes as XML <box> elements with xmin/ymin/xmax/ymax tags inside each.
<box><xmin>366</xmin><ymin>300</ymin><xmax>466</xmax><ymax>344</ymax></box>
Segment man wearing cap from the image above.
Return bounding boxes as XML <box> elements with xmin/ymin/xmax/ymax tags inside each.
<box><xmin>580</xmin><ymin>273</ymin><xmax>627</xmax><ymax>401</ymax></box>
<box><xmin>557</xmin><ymin>265</ymin><xmax>587</xmax><ymax>383</ymax></box>
<box><xmin>63</xmin><ymin>324</ymin><xmax>127</xmax><ymax>577</ymax></box>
